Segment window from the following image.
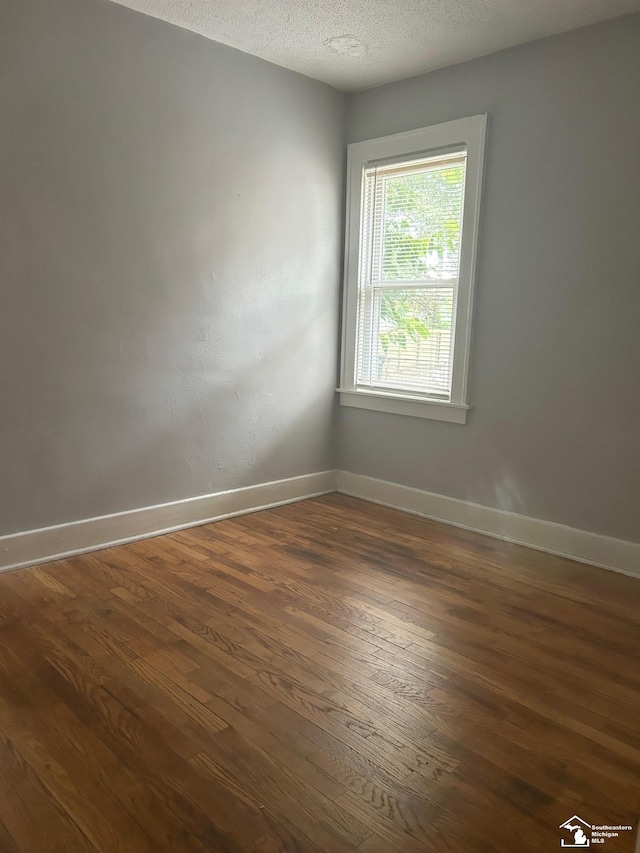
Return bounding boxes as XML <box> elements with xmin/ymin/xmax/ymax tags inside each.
<box><xmin>339</xmin><ymin>115</ymin><xmax>487</xmax><ymax>423</ymax></box>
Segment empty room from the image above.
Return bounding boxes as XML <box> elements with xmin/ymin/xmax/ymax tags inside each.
<box><xmin>1</xmin><ymin>0</ymin><xmax>639</xmax><ymax>849</ymax></box>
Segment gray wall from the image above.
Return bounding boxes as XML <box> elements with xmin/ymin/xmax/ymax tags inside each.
<box><xmin>0</xmin><ymin>0</ymin><xmax>345</xmax><ymax>535</ymax></box>
<box><xmin>340</xmin><ymin>15</ymin><xmax>640</xmax><ymax>543</ymax></box>
<box><xmin>2</xmin><ymin>2</ymin><xmax>638</xmax><ymax>545</ymax></box>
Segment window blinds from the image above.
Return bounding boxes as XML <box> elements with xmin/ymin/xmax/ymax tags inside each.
<box><xmin>355</xmin><ymin>149</ymin><xmax>467</xmax><ymax>399</ymax></box>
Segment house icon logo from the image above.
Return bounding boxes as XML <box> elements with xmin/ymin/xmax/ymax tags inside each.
<box><xmin>559</xmin><ymin>816</ymin><xmax>591</xmax><ymax>847</ymax></box>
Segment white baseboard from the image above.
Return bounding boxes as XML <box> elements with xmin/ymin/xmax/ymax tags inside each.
<box><xmin>336</xmin><ymin>471</ymin><xmax>640</xmax><ymax>578</ymax></box>
<box><xmin>2</xmin><ymin>468</ymin><xmax>638</xmax><ymax>579</ymax></box>
<box><xmin>0</xmin><ymin>470</ymin><xmax>338</xmax><ymax>573</ymax></box>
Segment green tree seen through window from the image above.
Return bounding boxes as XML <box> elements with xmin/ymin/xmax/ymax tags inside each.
<box><xmin>378</xmin><ymin>165</ymin><xmax>464</xmax><ymax>357</ymax></box>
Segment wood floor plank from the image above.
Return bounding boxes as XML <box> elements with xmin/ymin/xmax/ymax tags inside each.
<box><xmin>192</xmin><ymin>726</ymin><xmax>370</xmax><ymax>849</ymax></box>
<box><xmin>0</xmin><ymin>730</ymin><xmax>96</xmax><ymax>852</ymax></box>
<box><xmin>0</xmin><ymin>493</ymin><xmax>638</xmax><ymax>852</ymax></box>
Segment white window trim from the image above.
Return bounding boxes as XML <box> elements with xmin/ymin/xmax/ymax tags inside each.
<box><xmin>338</xmin><ymin>115</ymin><xmax>487</xmax><ymax>424</ymax></box>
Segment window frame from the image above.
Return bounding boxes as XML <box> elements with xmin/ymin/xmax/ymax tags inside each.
<box><xmin>338</xmin><ymin>115</ymin><xmax>487</xmax><ymax>424</ymax></box>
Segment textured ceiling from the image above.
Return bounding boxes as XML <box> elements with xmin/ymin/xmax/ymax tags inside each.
<box><xmin>105</xmin><ymin>0</ymin><xmax>640</xmax><ymax>90</ymax></box>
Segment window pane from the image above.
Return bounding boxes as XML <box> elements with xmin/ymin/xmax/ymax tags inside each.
<box><xmin>375</xmin><ymin>162</ymin><xmax>465</xmax><ymax>282</ymax></box>
<box><xmin>357</xmin><ymin>286</ymin><xmax>455</xmax><ymax>396</ymax></box>
<box><xmin>356</xmin><ymin>150</ymin><xmax>469</xmax><ymax>397</ymax></box>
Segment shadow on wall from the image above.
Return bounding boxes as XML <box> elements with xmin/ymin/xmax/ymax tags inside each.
<box><xmin>4</xmin><ymin>265</ymin><xmax>337</xmax><ymax>534</ymax></box>
<box><xmin>0</xmin><ymin>0</ymin><xmax>344</xmax><ymax>537</ymax></box>
<box><xmin>1</xmin><ymin>195</ymin><xmax>339</xmax><ymax>535</ymax></box>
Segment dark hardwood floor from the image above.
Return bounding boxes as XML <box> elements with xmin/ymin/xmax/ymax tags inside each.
<box><xmin>0</xmin><ymin>493</ymin><xmax>638</xmax><ymax>852</ymax></box>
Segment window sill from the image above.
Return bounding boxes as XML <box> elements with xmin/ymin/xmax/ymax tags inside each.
<box><xmin>337</xmin><ymin>388</ymin><xmax>470</xmax><ymax>423</ymax></box>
